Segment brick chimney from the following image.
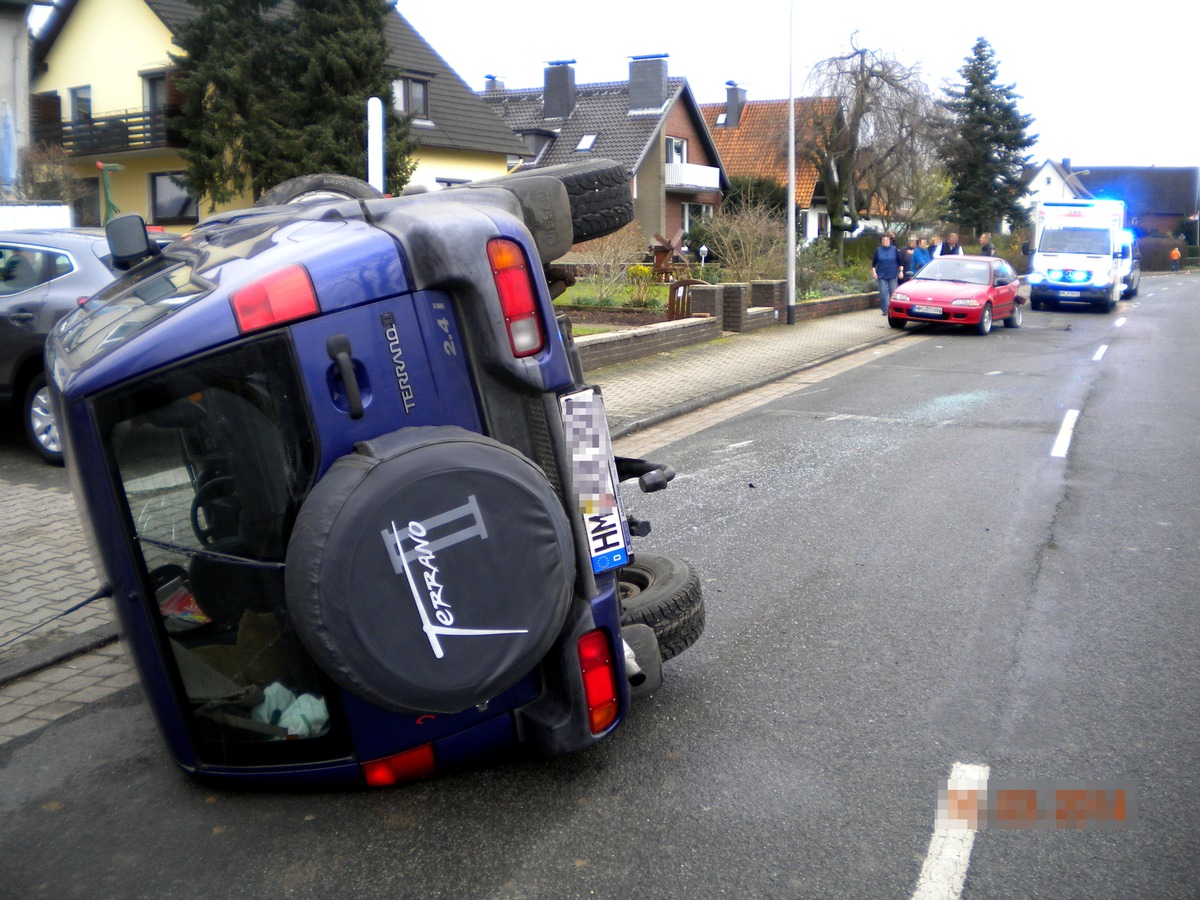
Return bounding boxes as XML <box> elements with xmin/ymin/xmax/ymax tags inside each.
<box><xmin>543</xmin><ymin>60</ymin><xmax>576</xmax><ymax>119</ymax></box>
<box><xmin>724</xmin><ymin>80</ymin><xmax>746</xmax><ymax>128</ymax></box>
<box><xmin>485</xmin><ymin>74</ymin><xmax>505</xmax><ymax>93</ymax></box>
<box><xmin>629</xmin><ymin>54</ymin><xmax>668</xmax><ymax>111</ymax></box>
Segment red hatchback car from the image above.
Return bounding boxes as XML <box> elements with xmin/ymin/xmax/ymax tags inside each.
<box><xmin>888</xmin><ymin>255</ymin><xmax>1024</xmax><ymax>335</ymax></box>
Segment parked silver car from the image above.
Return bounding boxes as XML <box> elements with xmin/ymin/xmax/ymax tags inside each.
<box><xmin>0</xmin><ymin>228</ymin><xmax>128</xmax><ymax>463</ymax></box>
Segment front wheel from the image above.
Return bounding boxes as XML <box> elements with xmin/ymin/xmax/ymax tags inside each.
<box><xmin>618</xmin><ymin>553</ymin><xmax>704</xmax><ymax>662</ymax></box>
<box><xmin>23</xmin><ymin>373</ymin><xmax>63</xmax><ymax>466</ymax></box>
<box><xmin>887</xmin><ymin>316</ymin><xmax>907</xmax><ymax>330</ymax></box>
<box><xmin>975</xmin><ymin>303</ymin><xmax>993</xmax><ymax>335</ymax></box>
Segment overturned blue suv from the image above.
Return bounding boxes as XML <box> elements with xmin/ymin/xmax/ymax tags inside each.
<box><xmin>46</xmin><ymin>161</ymin><xmax>702</xmax><ymax>787</ymax></box>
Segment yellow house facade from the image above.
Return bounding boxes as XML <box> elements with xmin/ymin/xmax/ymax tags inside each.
<box><xmin>30</xmin><ymin>0</ymin><xmax>522</xmax><ymax>231</ymax></box>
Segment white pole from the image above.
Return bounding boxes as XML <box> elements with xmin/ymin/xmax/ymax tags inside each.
<box><xmin>786</xmin><ymin>0</ymin><xmax>796</xmax><ymax>325</ymax></box>
<box><xmin>367</xmin><ymin>96</ymin><xmax>384</xmax><ymax>192</ymax></box>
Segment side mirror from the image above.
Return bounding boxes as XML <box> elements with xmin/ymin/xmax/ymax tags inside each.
<box><xmin>106</xmin><ymin>213</ymin><xmax>161</xmax><ymax>270</ymax></box>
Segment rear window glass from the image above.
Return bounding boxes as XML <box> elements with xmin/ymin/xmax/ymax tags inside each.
<box><xmin>93</xmin><ymin>336</ymin><xmax>337</xmax><ymax>749</ymax></box>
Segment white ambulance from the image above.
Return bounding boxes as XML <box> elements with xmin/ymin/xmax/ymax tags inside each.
<box><xmin>1025</xmin><ymin>200</ymin><xmax>1125</xmax><ymax>313</ymax></box>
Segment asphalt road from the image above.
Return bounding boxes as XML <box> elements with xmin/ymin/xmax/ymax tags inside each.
<box><xmin>2</xmin><ymin>279</ymin><xmax>1197</xmax><ymax>898</ymax></box>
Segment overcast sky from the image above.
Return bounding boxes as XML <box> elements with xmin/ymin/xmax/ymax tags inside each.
<box><xmin>27</xmin><ymin>1</ymin><xmax>1196</xmax><ymax>168</ymax></box>
<box><xmin>400</xmin><ymin>0</ymin><xmax>1199</xmax><ymax>170</ymax></box>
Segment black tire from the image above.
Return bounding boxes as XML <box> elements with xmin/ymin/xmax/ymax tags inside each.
<box><xmin>503</xmin><ymin>159</ymin><xmax>633</xmax><ymax>243</ymax></box>
<box><xmin>256</xmin><ymin>173</ymin><xmax>383</xmax><ymax>207</ymax></box>
<box><xmin>975</xmin><ymin>303</ymin><xmax>993</xmax><ymax>335</ymax></box>
<box><xmin>23</xmin><ymin>373</ymin><xmax>63</xmax><ymax>466</ymax></box>
<box><xmin>887</xmin><ymin>316</ymin><xmax>907</xmax><ymax>330</ymax></box>
<box><xmin>1003</xmin><ymin>303</ymin><xmax>1022</xmax><ymax>328</ymax></box>
<box><xmin>285</xmin><ymin>426</ymin><xmax>576</xmax><ymax>714</ymax></box>
<box><xmin>1030</xmin><ymin>298</ymin><xmax>1042</xmax><ymax>311</ymax></box>
<box><xmin>617</xmin><ymin>553</ymin><xmax>704</xmax><ymax>662</ymax></box>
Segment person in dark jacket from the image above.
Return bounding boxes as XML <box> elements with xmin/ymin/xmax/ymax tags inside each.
<box><xmin>900</xmin><ymin>236</ymin><xmax>918</xmax><ymax>282</ymax></box>
<box><xmin>979</xmin><ymin>232</ymin><xmax>996</xmax><ymax>256</ymax></box>
<box><xmin>872</xmin><ymin>233</ymin><xmax>902</xmax><ymax>315</ymax></box>
<box><xmin>939</xmin><ymin>232</ymin><xmax>964</xmax><ymax>256</ymax></box>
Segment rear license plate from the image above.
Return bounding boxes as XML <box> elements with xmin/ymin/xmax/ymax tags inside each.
<box><xmin>1059</xmin><ymin>291</ymin><xmax>1081</xmax><ymax>298</ymax></box>
<box><xmin>560</xmin><ymin>388</ymin><xmax>629</xmax><ymax>574</ymax></box>
<box><xmin>912</xmin><ymin>305</ymin><xmax>943</xmax><ymax>316</ymax></box>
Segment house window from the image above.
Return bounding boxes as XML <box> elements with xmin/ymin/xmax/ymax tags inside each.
<box><xmin>73</xmin><ymin>179</ymin><xmax>101</xmax><ymax>228</ymax></box>
<box><xmin>392</xmin><ymin>78</ymin><xmax>429</xmax><ymax>119</ymax></box>
<box><xmin>682</xmin><ymin>202</ymin><xmax>713</xmax><ymax>234</ymax></box>
<box><xmin>665</xmin><ymin>137</ymin><xmax>687</xmax><ymax>165</ymax></box>
<box><xmin>150</xmin><ymin>173</ymin><xmax>198</xmax><ymax>225</ymax></box>
<box><xmin>576</xmin><ymin>134</ymin><xmax>597</xmax><ymax>152</ymax></box>
<box><xmin>70</xmin><ymin>86</ymin><xmax>92</xmax><ymax>123</ymax></box>
<box><xmin>143</xmin><ymin>73</ymin><xmax>168</xmax><ymax>112</ymax></box>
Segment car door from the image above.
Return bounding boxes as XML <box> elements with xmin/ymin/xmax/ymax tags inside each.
<box><xmin>0</xmin><ymin>244</ymin><xmax>53</xmax><ymax>389</ymax></box>
<box><xmin>992</xmin><ymin>261</ymin><xmax>1017</xmax><ymax>314</ymax></box>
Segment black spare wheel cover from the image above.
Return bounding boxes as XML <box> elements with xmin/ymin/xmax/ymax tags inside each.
<box><xmin>285</xmin><ymin>426</ymin><xmax>576</xmax><ymax>714</ymax></box>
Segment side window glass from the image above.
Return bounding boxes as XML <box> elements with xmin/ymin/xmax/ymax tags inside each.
<box><xmin>0</xmin><ymin>246</ymin><xmax>42</xmax><ymax>294</ymax></box>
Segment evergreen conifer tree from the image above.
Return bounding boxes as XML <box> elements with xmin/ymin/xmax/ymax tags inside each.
<box><xmin>171</xmin><ymin>0</ymin><xmax>414</xmax><ymax>207</ymax></box>
<box><xmin>940</xmin><ymin>38</ymin><xmax>1037</xmax><ymax>234</ymax></box>
<box><xmin>171</xmin><ymin>0</ymin><xmax>288</xmax><ymax>207</ymax></box>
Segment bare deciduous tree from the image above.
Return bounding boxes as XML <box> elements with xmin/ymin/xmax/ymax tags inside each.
<box><xmin>800</xmin><ymin>35</ymin><xmax>937</xmax><ymax>259</ymax></box>
<box><xmin>573</xmin><ymin>222</ymin><xmax>646</xmax><ymax>301</ymax></box>
<box><xmin>15</xmin><ymin>143</ymin><xmax>89</xmax><ymax>204</ymax></box>
<box><xmin>702</xmin><ymin>200</ymin><xmax>788</xmax><ymax>283</ymax></box>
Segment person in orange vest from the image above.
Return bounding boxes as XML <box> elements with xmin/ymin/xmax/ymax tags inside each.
<box><xmin>1170</xmin><ymin>246</ymin><xmax>1182</xmax><ymax>272</ymax></box>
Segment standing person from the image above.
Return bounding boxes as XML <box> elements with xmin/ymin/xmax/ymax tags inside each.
<box><xmin>940</xmin><ymin>232</ymin><xmax>964</xmax><ymax>256</ymax></box>
<box><xmin>929</xmin><ymin>234</ymin><xmax>944</xmax><ymax>257</ymax></box>
<box><xmin>900</xmin><ymin>235</ymin><xmax>918</xmax><ymax>282</ymax></box>
<box><xmin>910</xmin><ymin>236</ymin><xmax>932</xmax><ymax>275</ymax></box>
<box><xmin>979</xmin><ymin>232</ymin><xmax>996</xmax><ymax>256</ymax></box>
<box><xmin>872</xmin><ymin>232</ymin><xmax>902</xmax><ymax>315</ymax></box>
<box><xmin>1170</xmin><ymin>246</ymin><xmax>1182</xmax><ymax>271</ymax></box>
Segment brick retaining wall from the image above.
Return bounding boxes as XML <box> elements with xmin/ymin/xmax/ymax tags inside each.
<box><xmin>567</xmin><ymin>289</ymin><xmax>877</xmax><ymax>372</ymax></box>
<box><xmin>575</xmin><ymin>316</ymin><xmax>722</xmax><ymax>372</ymax></box>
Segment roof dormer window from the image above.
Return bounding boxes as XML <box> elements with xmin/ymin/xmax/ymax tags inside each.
<box><xmin>392</xmin><ymin>77</ymin><xmax>429</xmax><ymax>120</ymax></box>
<box><xmin>576</xmin><ymin>134</ymin><xmax>598</xmax><ymax>152</ymax></box>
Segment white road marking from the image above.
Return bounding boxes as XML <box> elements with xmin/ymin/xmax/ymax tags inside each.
<box><xmin>1093</xmin><ymin>345</ymin><xmax>1109</xmax><ymax>361</ymax></box>
<box><xmin>911</xmin><ymin>762</ymin><xmax>990</xmax><ymax>900</ymax></box>
<box><xmin>1051</xmin><ymin>409</ymin><xmax>1080</xmax><ymax>458</ymax></box>
<box><xmin>1114</xmin><ymin>317</ymin><xmax>1127</xmax><ymax>327</ymax></box>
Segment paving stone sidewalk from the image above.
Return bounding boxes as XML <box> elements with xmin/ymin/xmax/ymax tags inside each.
<box><xmin>0</xmin><ymin>306</ymin><xmax>901</xmax><ymax>732</ymax></box>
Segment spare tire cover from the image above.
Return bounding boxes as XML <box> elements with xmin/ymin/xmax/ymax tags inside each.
<box><xmin>285</xmin><ymin>426</ymin><xmax>575</xmax><ymax>714</ymax></box>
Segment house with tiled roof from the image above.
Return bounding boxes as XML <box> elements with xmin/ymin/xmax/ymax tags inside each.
<box><xmin>700</xmin><ymin>85</ymin><xmax>838</xmax><ymax>242</ymax></box>
<box><xmin>1021</xmin><ymin>160</ymin><xmax>1200</xmax><ymax>237</ymax></box>
<box><xmin>28</xmin><ymin>0</ymin><xmax>523</xmax><ymax>228</ymax></box>
<box><xmin>1071</xmin><ymin>166</ymin><xmax>1199</xmax><ymax>237</ymax></box>
<box><xmin>480</xmin><ymin>55</ymin><xmax>727</xmax><ymax>248</ymax></box>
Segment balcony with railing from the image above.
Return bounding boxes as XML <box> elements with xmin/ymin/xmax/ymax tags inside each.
<box><xmin>32</xmin><ymin>107</ymin><xmax>185</xmax><ymax>157</ymax></box>
<box><xmin>665</xmin><ymin>162</ymin><xmax>721</xmax><ymax>193</ymax></box>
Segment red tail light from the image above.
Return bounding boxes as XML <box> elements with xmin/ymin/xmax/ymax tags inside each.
<box><xmin>487</xmin><ymin>238</ymin><xmax>544</xmax><ymax>357</ymax></box>
<box><xmin>578</xmin><ymin>629</ymin><xmax>619</xmax><ymax>734</ymax></box>
<box><xmin>230</xmin><ymin>265</ymin><xmax>320</xmax><ymax>333</ymax></box>
<box><xmin>361</xmin><ymin>743</ymin><xmax>436</xmax><ymax>787</ymax></box>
